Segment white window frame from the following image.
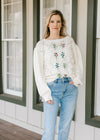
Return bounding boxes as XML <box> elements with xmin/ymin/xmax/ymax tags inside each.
<box><xmin>1</xmin><ymin>0</ymin><xmax>23</xmax><ymax>97</ymax></box>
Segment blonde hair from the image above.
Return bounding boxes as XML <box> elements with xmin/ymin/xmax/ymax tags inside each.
<box><xmin>42</xmin><ymin>10</ymin><xmax>67</xmax><ymax>39</ymax></box>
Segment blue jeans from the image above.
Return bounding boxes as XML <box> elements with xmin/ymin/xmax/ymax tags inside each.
<box><xmin>42</xmin><ymin>77</ymin><xmax>78</xmax><ymax>140</ymax></box>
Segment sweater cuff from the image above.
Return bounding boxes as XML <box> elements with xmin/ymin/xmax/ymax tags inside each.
<box><xmin>42</xmin><ymin>92</ymin><xmax>53</xmax><ymax>102</ymax></box>
<box><xmin>73</xmin><ymin>77</ymin><xmax>83</xmax><ymax>87</ymax></box>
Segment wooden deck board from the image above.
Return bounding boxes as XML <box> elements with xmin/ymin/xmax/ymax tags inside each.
<box><xmin>0</xmin><ymin>119</ymin><xmax>42</xmax><ymax>140</ymax></box>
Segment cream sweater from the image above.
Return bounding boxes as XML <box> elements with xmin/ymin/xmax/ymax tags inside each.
<box><xmin>33</xmin><ymin>35</ymin><xmax>83</xmax><ymax>102</ymax></box>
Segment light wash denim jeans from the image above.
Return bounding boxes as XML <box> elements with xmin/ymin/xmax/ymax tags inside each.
<box><xmin>42</xmin><ymin>77</ymin><xmax>78</xmax><ymax>140</ymax></box>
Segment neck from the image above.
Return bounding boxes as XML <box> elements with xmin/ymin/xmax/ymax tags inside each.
<box><xmin>48</xmin><ymin>32</ymin><xmax>61</xmax><ymax>40</ymax></box>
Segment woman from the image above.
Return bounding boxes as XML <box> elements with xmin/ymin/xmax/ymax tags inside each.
<box><xmin>33</xmin><ymin>10</ymin><xmax>83</xmax><ymax>140</ymax></box>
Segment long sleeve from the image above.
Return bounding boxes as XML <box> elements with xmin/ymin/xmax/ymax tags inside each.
<box><xmin>33</xmin><ymin>42</ymin><xmax>53</xmax><ymax>102</ymax></box>
<box><xmin>72</xmin><ymin>41</ymin><xmax>83</xmax><ymax>87</ymax></box>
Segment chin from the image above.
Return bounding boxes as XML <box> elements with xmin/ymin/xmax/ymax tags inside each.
<box><xmin>52</xmin><ymin>30</ymin><xmax>59</xmax><ymax>33</ymax></box>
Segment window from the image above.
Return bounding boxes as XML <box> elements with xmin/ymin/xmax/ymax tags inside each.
<box><xmin>0</xmin><ymin>0</ymin><xmax>26</xmax><ymax>106</ymax></box>
<box><xmin>33</xmin><ymin>0</ymin><xmax>77</xmax><ymax>113</ymax></box>
<box><xmin>85</xmin><ymin>0</ymin><xmax>100</xmax><ymax>128</ymax></box>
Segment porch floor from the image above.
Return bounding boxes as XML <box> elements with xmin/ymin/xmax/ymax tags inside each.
<box><xmin>0</xmin><ymin>119</ymin><xmax>42</xmax><ymax>140</ymax></box>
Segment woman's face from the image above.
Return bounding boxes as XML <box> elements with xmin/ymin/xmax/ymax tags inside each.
<box><xmin>48</xmin><ymin>14</ymin><xmax>62</xmax><ymax>35</ymax></box>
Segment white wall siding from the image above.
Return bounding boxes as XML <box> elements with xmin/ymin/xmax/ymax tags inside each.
<box><xmin>75</xmin><ymin>123</ymin><xmax>94</xmax><ymax>140</ymax></box>
<box><xmin>15</xmin><ymin>105</ymin><xmax>27</xmax><ymax>122</ymax></box>
<box><xmin>0</xmin><ymin>100</ymin><xmax>4</xmax><ymax>114</ymax></box>
<box><xmin>28</xmin><ymin>109</ymin><xmax>42</xmax><ymax>128</ymax></box>
<box><xmin>41</xmin><ymin>112</ymin><xmax>44</xmax><ymax>129</ymax></box>
<box><xmin>94</xmin><ymin>128</ymin><xmax>100</xmax><ymax>140</ymax></box>
<box><xmin>5</xmin><ymin>102</ymin><xmax>16</xmax><ymax>118</ymax></box>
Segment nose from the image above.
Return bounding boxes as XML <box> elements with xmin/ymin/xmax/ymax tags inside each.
<box><xmin>54</xmin><ymin>22</ymin><xmax>57</xmax><ymax>27</ymax></box>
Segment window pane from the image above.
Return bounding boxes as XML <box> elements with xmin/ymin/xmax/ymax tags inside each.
<box><xmin>3</xmin><ymin>3</ymin><xmax>13</xmax><ymax>39</ymax></box>
<box><xmin>7</xmin><ymin>57</ymin><xmax>15</xmax><ymax>73</ymax></box>
<box><xmin>4</xmin><ymin>0</ymin><xmax>12</xmax><ymax>4</ymax></box>
<box><xmin>4</xmin><ymin>22</ymin><xmax>14</xmax><ymax>39</ymax></box>
<box><xmin>3</xmin><ymin>0</ymin><xmax>22</xmax><ymax>39</ymax></box>
<box><xmin>4</xmin><ymin>4</ymin><xmax>13</xmax><ymax>21</ymax></box>
<box><xmin>15</xmin><ymin>56</ymin><xmax>22</xmax><ymax>76</ymax></box>
<box><xmin>7</xmin><ymin>74</ymin><xmax>15</xmax><ymax>90</ymax></box>
<box><xmin>7</xmin><ymin>42</ymin><xmax>15</xmax><ymax>56</ymax></box>
<box><xmin>63</xmin><ymin>0</ymin><xmax>71</xmax><ymax>35</ymax></box>
<box><xmin>43</xmin><ymin>0</ymin><xmax>55</xmax><ymax>16</ymax></box>
<box><xmin>13</xmin><ymin>1</ymin><xmax>22</xmax><ymax>39</ymax></box>
<box><xmin>6</xmin><ymin>42</ymin><xmax>22</xmax><ymax>76</ymax></box>
<box><xmin>15</xmin><ymin>42</ymin><xmax>22</xmax><ymax>56</ymax></box>
<box><xmin>56</xmin><ymin>0</ymin><xmax>71</xmax><ymax>35</ymax></box>
<box><xmin>15</xmin><ymin>42</ymin><xmax>22</xmax><ymax>76</ymax></box>
<box><xmin>5</xmin><ymin>41</ymin><xmax>22</xmax><ymax>95</ymax></box>
<box><xmin>15</xmin><ymin>77</ymin><xmax>22</xmax><ymax>92</ymax></box>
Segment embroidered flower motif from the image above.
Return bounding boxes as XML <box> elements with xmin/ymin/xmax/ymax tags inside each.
<box><xmin>61</xmin><ymin>52</ymin><xmax>65</xmax><ymax>58</ymax></box>
<box><xmin>53</xmin><ymin>44</ymin><xmax>57</xmax><ymax>49</ymax></box>
<box><xmin>61</xmin><ymin>43</ymin><xmax>65</xmax><ymax>48</ymax></box>
<box><xmin>64</xmin><ymin>74</ymin><xmax>67</xmax><ymax>77</ymax></box>
<box><xmin>63</xmin><ymin>63</ymin><xmax>66</xmax><ymax>68</ymax></box>
<box><xmin>55</xmin><ymin>63</ymin><xmax>59</xmax><ymax>68</ymax></box>
<box><xmin>54</xmin><ymin>52</ymin><xmax>58</xmax><ymax>58</ymax></box>
<box><xmin>57</xmin><ymin>73</ymin><xmax>61</xmax><ymax>78</ymax></box>
<box><xmin>52</xmin><ymin>42</ymin><xmax>67</xmax><ymax>79</ymax></box>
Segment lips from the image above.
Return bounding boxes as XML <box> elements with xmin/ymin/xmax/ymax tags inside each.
<box><xmin>53</xmin><ymin>28</ymin><xmax>58</xmax><ymax>29</ymax></box>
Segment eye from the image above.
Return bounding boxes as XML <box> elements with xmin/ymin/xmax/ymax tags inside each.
<box><xmin>57</xmin><ymin>20</ymin><xmax>61</xmax><ymax>23</ymax></box>
<box><xmin>50</xmin><ymin>20</ymin><xmax>54</xmax><ymax>23</ymax></box>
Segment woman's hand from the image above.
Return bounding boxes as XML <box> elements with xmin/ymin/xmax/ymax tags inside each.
<box><xmin>46</xmin><ymin>100</ymin><xmax>53</xmax><ymax>104</ymax></box>
<box><xmin>46</xmin><ymin>81</ymin><xmax>74</xmax><ymax>104</ymax></box>
<box><xmin>69</xmin><ymin>81</ymin><xmax>74</xmax><ymax>85</ymax></box>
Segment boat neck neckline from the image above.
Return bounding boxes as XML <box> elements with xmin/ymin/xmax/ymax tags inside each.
<box><xmin>43</xmin><ymin>35</ymin><xmax>69</xmax><ymax>42</ymax></box>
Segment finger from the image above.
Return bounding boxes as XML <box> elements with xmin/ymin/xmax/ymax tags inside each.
<box><xmin>50</xmin><ymin>100</ymin><xmax>53</xmax><ymax>104</ymax></box>
<box><xmin>48</xmin><ymin>100</ymin><xmax>51</xmax><ymax>104</ymax></box>
<box><xmin>69</xmin><ymin>81</ymin><xmax>73</xmax><ymax>85</ymax></box>
<box><xmin>46</xmin><ymin>100</ymin><xmax>50</xmax><ymax>104</ymax></box>
<box><xmin>46</xmin><ymin>100</ymin><xmax>53</xmax><ymax>104</ymax></box>
<box><xmin>69</xmin><ymin>82</ymin><xmax>72</xmax><ymax>85</ymax></box>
